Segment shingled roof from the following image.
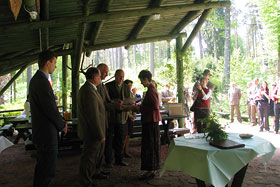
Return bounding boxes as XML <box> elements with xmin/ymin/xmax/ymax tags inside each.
<box><xmin>0</xmin><ymin>0</ymin><xmax>230</xmax><ymax>76</ymax></box>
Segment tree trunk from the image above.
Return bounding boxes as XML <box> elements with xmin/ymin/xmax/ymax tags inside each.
<box><xmin>158</xmin><ymin>43</ymin><xmax>161</xmax><ymax>66</ymax></box>
<box><xmin>111</xmin><ymin>48</ymin><xmax>115</xmax><ymax>71</ymax></box>
<box><xmin>133</xmin><ymin>45</ymin><xmax>137</xmax><ymax>65</ymax></box>
<box><xmin>149</xmin><ymin>43</ymin><xmax>155</xmax><ymax>75</ymax></box>
<box><xmin>235</xmin><ymin>27</ymin><xmax>238</xmax><ymax>49</ymax></box>
<box><xmin>143</xmin><ymin>44</ymin><xmax>146</xmax><ymax>62</ymax></box>
<box><xmin>115</xmin><ymin>48</ymin><xmax>119</xmax><ymax>69</ymax></box>
<box><xmin>223</xmin><ymin>6</ymin><xmax>230</xmax><ymax>93</ymax></box>
<box><xmin>27</xmin><ymin>65</ymin><xmax>32</xmax><ymax>95</ymax></box>
<box><xmin>198</xmin><ymin>31</ymin><xmax>204</xmax><ymax>59</ymax></box>
<box><xmin>119</xmin><ymin>47</ymin><xmax>123</xmax><ymax>69</ymax></box>
<box><xmin>13</xmin><ymin>76</ymin><xmax>16</xmax><ymax>102</ymax></box>
<box><xmin>278</xmin><ymin>45</ymin><xmax>280</xmax><ymax>80</ymax></box>
<box><xmin>167</xmin><ymin>41</ymin><xmax>171</xmax><ymax>59</ymax></box>
<box><xmin>127</xmin><ymin>48</ymin><xmax>131</xmax><ymax>68</ymax></box>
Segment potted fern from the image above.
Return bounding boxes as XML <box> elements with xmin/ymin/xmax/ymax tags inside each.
<box><xmin>199</xmin><ymin>114</ymin><xmax>228</xmax><ymax>142</ymax></box>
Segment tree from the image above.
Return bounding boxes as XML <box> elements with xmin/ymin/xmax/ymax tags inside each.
<box><xmin>223</xmin><ymin>7</ymin><xmax>231</xmax><ymax>92</ymax></box>
<box><xmin>257</xmin><ymin>0</ymin><xmax>280</xmax><ymax>78</ymax></box>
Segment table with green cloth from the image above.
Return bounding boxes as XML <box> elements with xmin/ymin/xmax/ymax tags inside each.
<box><xmin>160</xmin><ymin>133</ymin><xmax>276</xmax><ymax>187</ymax></box>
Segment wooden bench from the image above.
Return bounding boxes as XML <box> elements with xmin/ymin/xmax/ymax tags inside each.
<box><xmin>0</xmin><ymin>123</ymin><xmax>13</xmax><ymax>136</ymax></box>
<box><xmin>214</xmin><ymin>111</ymin><xmax>230</xmax><ymax>119</ymax></box>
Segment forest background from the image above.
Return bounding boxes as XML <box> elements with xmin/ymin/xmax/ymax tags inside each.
<box><xmin>0</xmin><ymin>0</ymin><xmax>279</xmax><ymax>117</ymax></box>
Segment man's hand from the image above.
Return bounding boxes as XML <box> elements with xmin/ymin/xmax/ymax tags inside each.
<box><xmin>62</xmin><ymin>122</ymin><xmax>68</xmax><ymax>135</ymax></box>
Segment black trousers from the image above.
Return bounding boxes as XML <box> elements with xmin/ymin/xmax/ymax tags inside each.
<box><xmin>194</xmin><ymin>108</ymin><xmax>210</xmax><ymax>133</ymax></box>
<box><xmin>104</xmin><ymin>123</ymin><xmax>126</xmax><ymax>164</ymax></box>
<box><xmin>33</xmin><ymin>144</ymin><xmax>58</xmax><ymax>187</ymax></box>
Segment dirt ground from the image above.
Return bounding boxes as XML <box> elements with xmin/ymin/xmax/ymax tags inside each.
<box><xmin>1</xmin><ymin>125</ymin><xmax>280</xmax><ymax>187</ymax></box>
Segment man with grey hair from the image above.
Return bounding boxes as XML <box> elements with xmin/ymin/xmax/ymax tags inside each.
<box><xmin>105</xmin><ymin>69</ymin><xmax>132</xmax><ymax>167</ymax></box>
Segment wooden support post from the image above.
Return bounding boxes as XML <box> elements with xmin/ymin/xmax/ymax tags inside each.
<box><xmin>181</xmin><ymin>9</ymin><xmax>212</xmax><ymax>53</ymax></box>
<box><xmin>40</xmin><ymin>0</ymin><xmax>49</xmax><ymax>50</ymax></box>
<box><xmin>0</xmin><ymin>65</ymin><xmax>27</xmax><ymax>96</ymax></box>
<box><xmin>71</xmin><ymin>0</ymin><xmax>91</xmax><ymax>118</ymax></box>
<box><xmin>62</xmin><ymin>55</ymin><xmax>68</xmax><ymax>112</ymax></box>
<box><xmin>176</xmin><ymin>35</ymin><xmax>184</xmax><ymax>128</ymax></box>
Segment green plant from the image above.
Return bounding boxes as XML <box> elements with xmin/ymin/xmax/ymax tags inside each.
<box><xmin>199</xmin><ymin>114</ymin><xmax>228</xmax><ymax>142</ymax></box>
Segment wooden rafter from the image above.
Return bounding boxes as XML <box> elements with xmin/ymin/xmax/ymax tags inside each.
<box><xmin>0</xmin><ymin>1</ymin><xmax>231</xmax><ymax>35</ymax></box>
<box><xmin>182</xmin><ymin>9</ymin><xmax>212</xmax><ymax>53</ymax></box>
<box><xmin>40</xmin><ymin>0</ymin><xmax>49</xmax><ymax>50</ymax></box>
<box><xmin>88</xmin><ymin>0</ymin><xmax>113</xmax><ymax>47</ymax></box>
<box><xmin>86</xmin><ymin>33</ymin><xmax>187</xmax><ymax>51</ymax></box>
<box><xmin>0</xmin><ymin>65</ymin><xmax>27</xmax><ymax>96</ymax></box>
<box><xmin>0</xmin><ymin>49</ymin><xmax>73</xmax><ymax>76</ymax></box>
<box><xmin>126</xmin><ymin>0</ymin><xmax>164</xmax><ymax>42</ymax></box>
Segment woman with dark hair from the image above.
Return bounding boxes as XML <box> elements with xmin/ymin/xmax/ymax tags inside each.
<box><xmin>192</xmin><ymin>77</ymin><xmax>211</xmax><ymax>133</ymax></box>
<box><xmin>257</xmin><ymin>81</ymin><xmax>270</xmax><ymax>132</ymax></box>
<box><xmin>133</xmin><ymin>70</ymin><xmax>161</xmax><ymax>179</ymax></box>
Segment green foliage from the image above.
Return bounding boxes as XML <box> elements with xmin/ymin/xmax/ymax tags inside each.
<box><xmin>199</xmin><ymin>114</ymin><xmax>228</xmax><ymax>142</ymax></box>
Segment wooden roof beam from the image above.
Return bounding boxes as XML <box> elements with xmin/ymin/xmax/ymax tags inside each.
<box><xmin>86</xmin><ymin>33</ymin><xmax>187</xmax><ymax>51</ymax></box>
<box><xmin>0</xmin><ymin>49</ymin><xmax>73</xmax><ymax>76</ymax></box>
<box><xmin>0</xmin><ymin>65</ymin><xmax>27</xmax><ymax>96</ymax></box>
<box><xmin>181</xmin><ymin>9</ymin><xmax>212</xmax><ymax>53</ymax></box>
<box><xmin>0</xmin><ymin>1</ymin><xmax>231</xmax><ymax>35</ymax></box>
<box><xmin>87</xmin><ymin>0</ymin><xmax>113</xmax><ymax>56</ymax></box>
<box><xmin>125</xmin><ymin>0</ymin><xmax>164</xmax><ymax>49</ymax></box>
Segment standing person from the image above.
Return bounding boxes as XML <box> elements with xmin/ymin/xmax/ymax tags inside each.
<box><xmin>161</xmin><ymin>84</ymin><xmax>174</xmax><ymax>103</ymax></box>
<box><xmin>191</xmin><ymin>77</ymin><xmax>211</xmax><ymax>133</ymax></box>
<box><xmin>269</xmin><ymin>83</ymin><xmax>277</xmax><ymax>129</ymax></box>
<box><xmin>123</xmin><ymin>79</ymin><xmax>136</xmax><ymax>158</ymax></box>
<box><xmin>257</xmin><ymin>81</ymin><xmax>270</xmax><ymax>132</ymax></box>
<box><xmin>105</xmin><ymin>69</ymin><xmax>132</xmax><ymax>166</ymax></box>
<box><xmin>249</xmin><ymin>78</ymin><xmax>260</xmax><ymax>126</ymax></box>
<box><xmin>29</xmin><ymin>50</ymin><xmax>67</xmax><ymax>187</ymax></box>
<box><xmin>202</xmin><ymin>69</ymin><xmax>215</xmax><ymax>91</ymax></box>
<box><xmin>133</xmin><ymin>70</ymin><xmax>161</xmax><ymax>179</ymax></box>
<box><xmin>246</xmin><ymin>82</ymin><xmax>253</xmax><ymax>121</ymax></box>
<box><xmin>132</xmin><ymin>87</ymin><xmax>142</xmax><ymax>104</ymax></box>
<box><xmin>273</xmin><ymin>81</ymin><xmax>280</xmax><ymax>134</ymax></box>
<box><xmin>228</xmin><ymin>82</ymin><xmax>242</xmax><ymax>123</ymax></box>
<box><xmin>78</xmin><ymin>67</ymin><xmax>106</xmax><ymax>186</ymax></box>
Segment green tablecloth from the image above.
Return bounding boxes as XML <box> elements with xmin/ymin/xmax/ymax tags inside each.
<box><xmin>160</xmin><ymin>133</ymin><xmax>275</xmax><ymax>187</ymax></box>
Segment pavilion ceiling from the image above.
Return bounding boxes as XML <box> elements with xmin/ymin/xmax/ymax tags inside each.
<box><xmin>0</xmin><ymin>0</ymin><xmax>230</xmax><ymax>76</ymax></box>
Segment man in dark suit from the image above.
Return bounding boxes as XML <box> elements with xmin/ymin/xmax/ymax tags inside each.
<box><xmin>29</xmin><ymin>50</ymin><xmax>67</xmax><ymax>187</ymax></box>
<box><xmin>105</xmin><ymin>69</ymin><xmax>132</xmax><ymax>167</ymax></box>
<box><xmin>78</xmin><ymin>67</ymin><xmax>106</xmax><ymax>186</ymax></box>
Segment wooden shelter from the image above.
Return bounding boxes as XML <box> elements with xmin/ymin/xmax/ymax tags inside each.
<box><xmin>0</xmin><ymin>0</ymin><xmax>230</xmax><ymax>118</ymax></box>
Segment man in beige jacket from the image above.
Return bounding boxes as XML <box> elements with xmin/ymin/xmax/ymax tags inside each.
<box><xmin>228</xmin><ymin>82</ymin><xmax>242</xmax><ymax>123</ymax></box>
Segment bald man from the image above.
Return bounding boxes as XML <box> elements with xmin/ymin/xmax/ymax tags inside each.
<box><xmin>105</xmin><ymin>69</ymin><xmax>132</xmax><ymax>167</ymax></box>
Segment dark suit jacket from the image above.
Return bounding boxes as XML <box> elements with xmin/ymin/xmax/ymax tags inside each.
<box><xmin>141</xmin><ymin>84</ymin><xmax>161</xmax><ymax>123</ymax></box>
<box><xmin>78</xmin><ymin>81</ymin><xmax>106</xmax><ymax>142</ymax></box>
<box><xmin>97</xmin><ymin>82</ymin><xmax>115</xmax><ymax>129</ymax></box>
<box><xmin>106</xmin><ymin>80</ymin><xmax>131</xmax><ymax>124</ymax></box>
<box><xmin>29</xmin><ymin>70</ymin><xmax>65</xmax><ymax>145</ymax></box>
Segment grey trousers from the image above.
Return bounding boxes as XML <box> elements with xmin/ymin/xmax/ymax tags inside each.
<box><xmin>230</xmin><ymin>104</ymin><xmax>241</xmax><ymax>121</ymax></box>
<box><xmin>79</xmin><ymin>141</ymin><xmax>103</xmax><ymax>187</ymax></box>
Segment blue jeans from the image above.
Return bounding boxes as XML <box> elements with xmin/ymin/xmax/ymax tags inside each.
<box><xmin>33</xmin><ymin>144</ymin><xmax>58</xmax><ymax>187</ymax></box>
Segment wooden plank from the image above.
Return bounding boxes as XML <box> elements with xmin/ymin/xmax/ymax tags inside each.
<box><xmin>87</xmin><ymin>33</ymin><xmax>187</xmax><ymax>51</ymax></box>
<box><xmin>0</xmin><ymin>1</ymin><xmax>231</xmax><ymax>35</ymax></box>
<box><xmin>0</xmin><ymin>65</ymin><xmax>26</xmax><ymax>96</ymax></box>
<box><xmin>182</xmin><ymin>9</ymin><xmax>212</xmax><ymax>53</ymax></box>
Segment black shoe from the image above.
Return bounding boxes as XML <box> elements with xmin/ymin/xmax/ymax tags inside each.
<box><xmin>100</xmin><ymin>170</ymin><xmax>110</xmax><ymax>175</ymax></box>
<box><xmin>138</xmin><ymin>172</ymin><xmax>155</xmax><ymax>180</ymax></box>
<box><xmin>124</xmin><ymin>153</ymin><xmax>132</xmax><ymax>158</ymax></box>
<box><xmin>105</xmin><ymin>163</ymin><xmax>113</xmax><ymax>168</ymax></box>
<box><xmin>115</xmin><ymin>161</ymin><xmax>128</xmax><ymax>166</ymax></box>
<box><xmin>259</xmin><ymin>129</ymin><xmax>263</xmax><ymax>132</ymax></box>
<box><xmin>93</xmin><ymin>173</ymin><xmax>108</xmax><ymax>179</ymax></box>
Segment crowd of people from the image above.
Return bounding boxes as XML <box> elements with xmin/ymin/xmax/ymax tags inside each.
<box><xmin>28</xmin><ymin>50</ymin><xmax>279</xmax><ymax>187</ymax></box>
<box><xmin>29</xmin><ymin>50</ymin><xmax>161</xmax><ymax>186</ymax></box>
